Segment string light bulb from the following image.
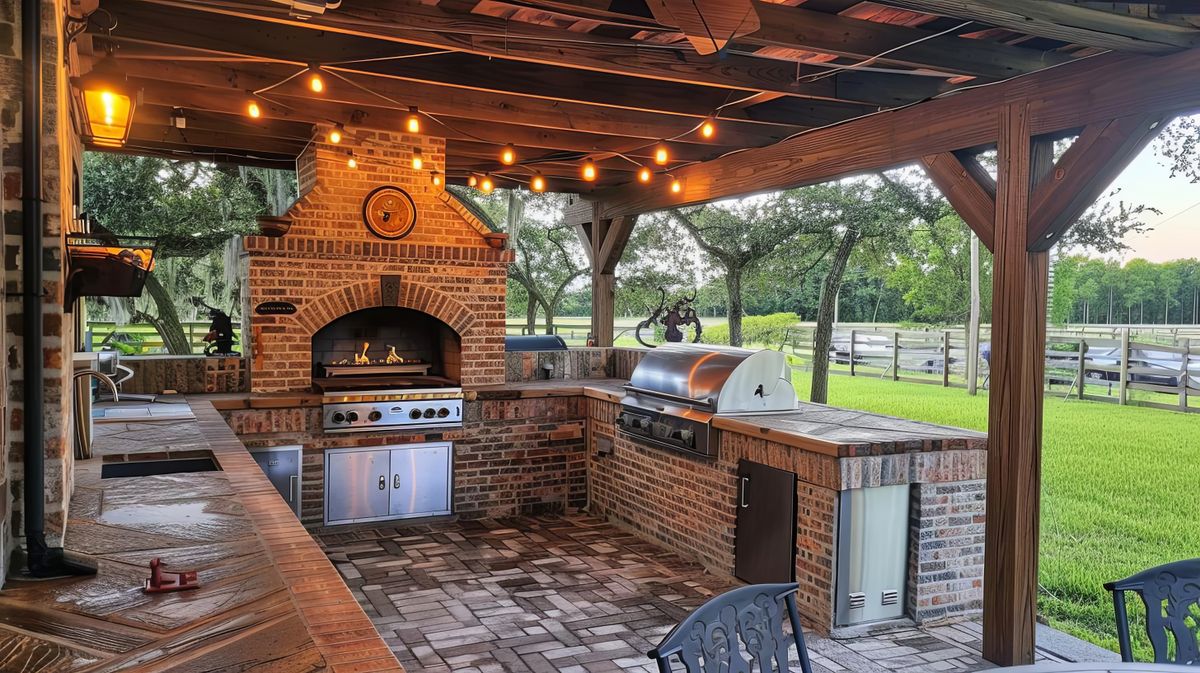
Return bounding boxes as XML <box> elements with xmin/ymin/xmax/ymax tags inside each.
<box><xmin>468</xmin><ymin>174</ymin><xmax>479</xmax><ymax>188</ymax></box>
<box><xmin>500</xmin><ymin>143</ymin><xmax>517</xmax><ymax>166</ymax></box>
<box><xmin>700</xmin><ymin>117</ymin><xmax>716</xmax><ymax>139</ymax></box>
<box><xmin>328</xmin><ymin>128</ymin><xmax>342</xmax><ymax>144</ymax></box>
<box><xmin>430</xmin><ymin>171</ymin><xmax>443</xmax><ymax>188</ymax></box>
<box><xmin>581</xmin><ymin>158</ymin><xmax>597</xmax><ymax>182</ymax></box>
<box><xmin>405</xmin><ymin>106</ymin><xmax>421</xmax><ymax>134</ymax></box>
<box><xmin>530</xmin><ymin>173</ymin><xmax>546</xmax><ymax>193</ymax></box>
<box><xmin>308</xmin><ymin>66</ymin><xmax>325</xmax><ymax>93</ymax></box>
<box><xmin>247</xmin><ymin>100</ymin><xmax>261</xmax><ymax>119</ymax></box>
<box><xmin>670</xmin><ymin>176</ymin><xmax>683</xmax><ymax>194</ymax></box>
<box><xmin>654</xmin><ymin>142</ymin><xmax>669</xmax><ymax>165</ymax></box>
<box><xmin>346</xmin><ymin>153</ymin><xmax>357</xmax><ymax>169</ymax></box>
<box><xmin>479</xmin><ymin>174</ymin><xmax>495</xmax><ymax>193</ymax></box>
<box><xmin>411</xmin><ymin>148</ymin><xmax>423</xmax><ymax>170</ymax></box>
<box><xmin>638</xmin><ymin>166</ymin><xmax>652</xmax><ymax>184</ymax></box>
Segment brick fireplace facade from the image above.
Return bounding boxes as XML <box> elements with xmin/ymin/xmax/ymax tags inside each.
<box><xmin>242</xmin><ymin>128</ymin><xmax>510</xmax><ymax>393</ymax></box>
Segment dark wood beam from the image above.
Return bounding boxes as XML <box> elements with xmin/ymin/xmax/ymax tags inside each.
<box><xmin>747</xmin><ymin>1</ymin><xmax>1075</xmax><ymax>80</ymax></box>
<box><xmin>582</xmin><ymin>207</ymin><xmax>639</xmax><ymax>346</ymax></box>
<box><xmin>593</xmin><ymin>48</ymin><xmax>1200</xmax><ymax>218</ymax></box>
<box><xmin>921</xmin><ymin>151</ymin><xmax>996</xmax><ymax>249</ymax></box>
<box><xmin>128</xmin><ymin>124</ymin><xmax>308</xmax><ymax>156</ymax></box>
<box><xmin>982</xmin><ymin>101</ymin><xmax>1054</xmax><ymax>667</ymax></box>
<box><xmin>125</xmin><ymin>0</ymin><xmax>966</xmax><ymax>106</ymax></box>
<box><xmin>878</xmin><ymin>0</ymin><xmax>1200</xmax><ymax>53</ymax></box>
<box><xmin>93</xmin><ymin>139</ymin><xmax>299</xmax><ymax>168</ymax></box>
<box><xmin>1027</xmin><ymin>113</ymin><xmax>1167</xmax><ymax>250</ymax></box>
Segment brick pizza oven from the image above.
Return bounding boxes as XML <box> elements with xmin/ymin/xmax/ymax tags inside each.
<box><xmin>241</xmin><ymin>128</ymin><xmax>511</xmax><ymax>393</ymax></box>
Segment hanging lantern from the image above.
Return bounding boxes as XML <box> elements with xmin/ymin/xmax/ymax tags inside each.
<box><xmin>75</xmin><ymin>54</ymin><xmax>138</xmax><ymax>148</ymax></box>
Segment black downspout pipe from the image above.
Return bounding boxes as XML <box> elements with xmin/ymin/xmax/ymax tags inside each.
<box><xmin>20</xmin><ymin>0</ymin><xmax>94</xmax><ymax>578</ymax></box>
<box><xmin>21</xmin><ymin>0</ymin><xmax>48</xmax><ymax>575</ymax></box>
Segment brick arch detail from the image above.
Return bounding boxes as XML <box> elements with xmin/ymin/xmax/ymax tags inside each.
<box><xmin>294</xmin><ymin>280</ymin><xmax>477</xmax><ymax>336</ymax></box>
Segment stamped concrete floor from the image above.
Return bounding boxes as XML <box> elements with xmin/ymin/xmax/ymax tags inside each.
<box><xmin>316</xmin><ymin>514</ymin><xmax>1112</xmax><ymax>673</ymax></box>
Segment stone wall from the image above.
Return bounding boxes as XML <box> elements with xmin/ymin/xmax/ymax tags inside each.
<box><xmin>1</xmin><ymin>0</ymin><xmax>80</xmax><ymax>569</ymax></box>
<box><xmin>908</xmin><ymin>480</ymin><xmax>986</xmax><ymax>623</ymax></box>
<box><xmin>502</xmin><ymin>346</ymin><xmax>646</xmax><ymax>382</ymax></box>
<box><xmin>242</xmin><ymin>129</ymin><xmax>510</xmax><ymax>393</ymax></box>
<box><xmin>113</xmin><ymin>355</ymin><xmax>247</xmax><ymax>395</ymax></box>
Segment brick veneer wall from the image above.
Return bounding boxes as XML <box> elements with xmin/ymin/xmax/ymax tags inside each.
<box><xmin>243</xmin><ymin>129</ymin><xmax>510</xmax><ymax>392</ymax></box>
<box><xmin>2</xmin><ymin>0</ymin><xmax>80</xmax><ymax>564</ymax></box>
<box><xmin>220</xmin><ymin>395</ymin><xmax>586</xmax><ymax>525</ymax></box>
<box><xmin>586</xmin><ymin>396</ymin><xmax>987</xmax><ymax>632</ymax></box>
<box><xmin>115</xmin><ymin>356</ymin><xmax>247</xmax><ymax>394</ymax></box>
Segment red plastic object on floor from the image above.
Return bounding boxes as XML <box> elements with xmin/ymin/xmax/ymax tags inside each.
<box><xmin>143</xmin><ymin>557</ymin><xmax>200</xmax><ymax>594</ymax></box>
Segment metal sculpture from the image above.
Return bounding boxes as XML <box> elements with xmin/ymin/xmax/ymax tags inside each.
<box><xmin>636</xmin><ymin>287</ymin><xmax>703</xmax><ymax>348</ymax></box>
<box><xmin>194</xmin><ymin>298</ymin><xmax>239</xmax><ymax>356</ymax></box>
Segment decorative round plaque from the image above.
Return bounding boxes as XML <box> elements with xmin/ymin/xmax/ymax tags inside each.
<box><xmin>362</xmin><ymin>186</ymin><xmax>417</xmax><ymax>240</ymax></box>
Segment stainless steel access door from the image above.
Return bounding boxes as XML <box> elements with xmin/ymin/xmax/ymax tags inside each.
<box><xmin>325</xmin><ymin>448</ymin><xmax>391</xmax><ymax>524</ymax></box>
<box><xmin>836</xmin><ymin>485</ymin><xmax>910</xmax><ymax>626</ymax></box>
<box><xmin>251</xmin><ymin>446</ymin><xmax>301</xmax><ymax>517</ymax></box>
<box><xmin>389</xmin><ymin>443</ymin><xmax>451</xmax><ymax>518</ymax></box>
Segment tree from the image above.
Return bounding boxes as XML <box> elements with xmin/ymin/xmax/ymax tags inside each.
<box><xmin>82</xmin><ymin>153</ymin><xmax>283</xmax><ymax>353</ymax></box>
<box><xmin>667</xmin><ymin>191</ymin><xmax>839</xmax><ymax>346</ymax></box>
<box><xmin>883</xmin><ymin>213</ymin><xmax>993</xmax><ymax>324</ymax></box>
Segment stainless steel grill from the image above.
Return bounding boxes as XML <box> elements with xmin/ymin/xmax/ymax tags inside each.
<box><xmin>617</xmin><ymin>344</ymin><xmax>797</xmax><ymax>458</ymax></box>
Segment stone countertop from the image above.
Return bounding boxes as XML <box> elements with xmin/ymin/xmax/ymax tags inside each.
<box><xmin>0</xmin><ymin>400</ymin><xmax>401</xmax><ymax>672</ymax></box>
<box><xmin>468</xmin><ymin>377</ymin><xmax>626</xmax><ymax>402</ymax></box>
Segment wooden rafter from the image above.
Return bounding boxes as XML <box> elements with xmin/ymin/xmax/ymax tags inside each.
<box><xmin>878</xmin><ymin>0</ymin><xmax>1200</xmax><ymax>53</ymax></box>
<box><xmin>920</xmin><ymin>151</ymin><xmax>996</xmax><ymax>249</ymax></box>
<box><xmin>593</xmin><ymin>49</ymin><xmax>1200</xmax><ymax>218</ymax></box>
<box><xmin>1027</xmin><ymin>113</ymin><xmax>1167</xmax><ymax>250</ymax></box>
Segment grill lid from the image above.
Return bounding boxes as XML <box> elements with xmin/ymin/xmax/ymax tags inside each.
<box><xmin>626</xmin><ymin>343</ymin><xmax>796</xmax><ymax>414</ymax></box>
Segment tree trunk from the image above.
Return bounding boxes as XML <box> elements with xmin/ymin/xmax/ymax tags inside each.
<box><xmin>525</xmin><ymin>298</ymin><xmax>537</xmax><ymax>335</ymax></box>
<box><xmin>142</xmin><ymin>272</ymin><xmax>193</xmax><ymax>354</ymax></box>
<box><xmin>726</xmin><ymin>267</ymin><xmax>744</xmax><ymax>346</ymax></box>
<box><xmin>543</xmin><ymin>299</ymin><xmax>555</xmax><ymax>335</ymax></box>
<box><xmin>811</xmin><ymin>227</ymin><xmax>861</xmax><ymax>404</ymax></box>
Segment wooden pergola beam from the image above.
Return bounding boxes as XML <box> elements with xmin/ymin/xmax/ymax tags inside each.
<box><xmin>1027</xmin><ymin>113</ymin><xmax>1167</xmax><ymax>250</ymax></box>
<box><xmin>593</xmin><ymin>48</ymin><xmax>1200</xmax><ymax>217</ymax></box>
<box><xmin>878</xmin><ymin>0</ymin><xmax>1200</xmax><ymax>54</ymax></box>
<box><xmin>121</xmin><ymin>0</ymin><xmax>966</xmax><ymax>106</ymax></box>
<box><xmin>921</xmin><ymin>151</ymin><xmax>997</xmax><ymax>250</ymax></box>
<box><xmin>748</xmin><ymin>1</ymin><xmax>1074</xmax><ymax>80</ymax></box>
<box><xmin>575</xmin><ymin>205</ymin><xmax>639</xmax><ymax>347</ymax></box>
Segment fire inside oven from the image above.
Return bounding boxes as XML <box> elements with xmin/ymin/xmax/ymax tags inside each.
<box><xmin>311</xmin><ymin>307</ymin><xmax>461</xmax><ymax>392</ymax></box>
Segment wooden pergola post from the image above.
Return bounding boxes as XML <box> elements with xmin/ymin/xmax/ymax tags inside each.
<box><xmin>571</xmin><ymin>201</ymin><xmax>638</xmax><ymax>347</ymax></box>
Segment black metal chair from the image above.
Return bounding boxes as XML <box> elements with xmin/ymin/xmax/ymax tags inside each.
<box><xmin>1105</xmin><ymin>559</ymin><xmax>1200</xmax><ymax>665</ymax></box>
<box><xmin>648</xmin><ymin>583</ymin><xmax>814</xmax><ymax>673</ymax></box>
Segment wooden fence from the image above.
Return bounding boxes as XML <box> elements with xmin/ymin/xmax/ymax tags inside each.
<box><xmin>779</xmin><ymin>325</ymin><xmax>1198</xmax><ymax>413</ymax></box>
<box><xmin>85</xmin><ymin>321</ymin><xmax>242</xmax><ymax>355</ymax></box>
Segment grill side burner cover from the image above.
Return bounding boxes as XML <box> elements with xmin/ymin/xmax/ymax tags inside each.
<box><xmin>619</xmin><ymin>344</ymin><xmax>797</xmax><ymax>458</ymax></box>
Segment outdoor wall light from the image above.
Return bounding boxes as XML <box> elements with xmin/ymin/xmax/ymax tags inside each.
<box><xmin>75</xmin><ymin>55</ymin><xmax>138</xmax><ymax>148</ymax></box>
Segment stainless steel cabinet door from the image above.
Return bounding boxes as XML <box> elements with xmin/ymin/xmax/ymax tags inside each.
<box><xmin>325</xmin><ymin>449</ymin><xmax>390</xmax><ymax>524</ymax></box>
<box><xmin>389</xmin><ymin>444</ymin><xmax>451</xmax><ymax>518</ymax></box>
<box><xmin>251</xmin><ymin>447</ymin><xmax>301</xmax><ymax>517</ymax></box>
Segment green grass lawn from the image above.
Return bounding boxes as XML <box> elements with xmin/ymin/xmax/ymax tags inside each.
<box><xmin>787</xmin><ymin>365</ymin><xmax>1198</xmax><ymax>656</ymax></box>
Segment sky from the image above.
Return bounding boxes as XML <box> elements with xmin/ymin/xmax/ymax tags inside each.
<box><xmin>1105</xmin><ymin>115</ymin><xmax>1200</xmax><ymax>263</ymax></box>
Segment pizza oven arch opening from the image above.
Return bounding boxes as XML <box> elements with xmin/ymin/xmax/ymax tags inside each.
<box><xmin>310</xmin><ymin>307</ymin><xmax>461</xmax><ymax>391</ymax></box>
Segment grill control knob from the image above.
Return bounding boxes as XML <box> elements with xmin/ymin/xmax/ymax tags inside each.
<box><xmin>409</xmin><ymin>409</ymin><xmax>423</xmax><ymax>420</ymax></box>
<box><xmin>423</xmin><ymin>408</ymin><xmax>437</xmax><ymax>419</ymax></box>
<box><xmin>331</xmin><ymin>412</ymin><xmax>346</xmax><ymax>424</ymax></box>
<box><xmin>346</xmin><ymin>411</ymin><xmax>359</xmax><ymax>423</ymax></box>
<box><xmin>437</xmin><ymin>407</ymin><xmax>450</xmax><ymax>418</ymax></box>
<box><xmin>367</xmin><ymin>410</ymin><xmax>382</xmax><ymax>422</ymax></box>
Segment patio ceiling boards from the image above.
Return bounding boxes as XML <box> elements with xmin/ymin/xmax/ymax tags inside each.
<box><xmin>72</xmin><ymin>1</ymin><xmax>1200</xmax><ymax>668</ymax></box>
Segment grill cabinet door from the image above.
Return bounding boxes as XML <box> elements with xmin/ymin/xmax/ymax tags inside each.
<box><xmin>325</xmin><ymin>448</ymin><xmax>390</xmax><ymax>524</ymax></box>
<box><xmin>734</xmin><ymin>459</ymin><xmax>797</xmax><ymax>584</ymax></box>
<box><xmin>389</xmin><ymin>443</ymin><xmax>452</xmax><ymax>518</ymax></box>
<box><xmin>252</xmin><ymin>447</ymin><xmax>301</xmax><ymax>517</ymax></box>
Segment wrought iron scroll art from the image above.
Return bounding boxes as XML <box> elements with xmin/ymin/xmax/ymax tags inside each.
<box><xmin>635</xmin><ymin>287</ymin><xmax>703</xmax><ymax>348</ymax></box>
<box><xmin>1141</xmin><ymin>569</ymin><xmax>1200</xmax><ymax>664</ymax></box>
<box><xmin>674</xmin><ymin>592</ymin><xmax>791</xmax><ymax>672</ymax></box>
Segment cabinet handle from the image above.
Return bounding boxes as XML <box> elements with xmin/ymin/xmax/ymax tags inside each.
<box><xmin>393</xmin><ymin>474</ymin><xmax>401</xmax><ymax>489</ymax></box>
<box><xmin>378</xmin><ymin>475</ymin><xmax>386</xmax><ymax>490</ymax></box>
<box><xmin>740</xmin><ymin>477</ymin><xmax>749</xmax><ymax>508</ymax></box>
<box><xmin>289</xmin><ymin>475</ymin><xmax>298</xmax><ymax>501</ymax></box>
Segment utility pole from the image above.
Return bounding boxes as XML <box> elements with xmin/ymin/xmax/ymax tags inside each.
<box><xmin>967</xmin><ymin>233</ymin><xmax>981</xmax><ymax>395</ymax></box>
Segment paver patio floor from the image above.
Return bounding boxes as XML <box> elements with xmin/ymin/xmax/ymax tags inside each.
<box><xmin>316</xmin><ymin>514</ymin><xmax>1108</xmax><ymax>673</ymax></box>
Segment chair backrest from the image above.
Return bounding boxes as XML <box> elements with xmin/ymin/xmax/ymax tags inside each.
<box><xmin>1105</xmin><ymin>558</ymin><xmax>1200</xmax><ymax>665</ymax></box>
<box><xmin>648</xmin><ymin>583</ymin><xmax>813</xmax><ymax>673</ymax></box>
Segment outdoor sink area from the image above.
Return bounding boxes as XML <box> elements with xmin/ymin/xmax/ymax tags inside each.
<box><xmin>99</xmin><ymin>456</ymin><xmax>220</xmax><ymax>479</ymax></box>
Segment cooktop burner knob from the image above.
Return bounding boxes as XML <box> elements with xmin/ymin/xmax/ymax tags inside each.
<box><xmin>331</xmin><ymin>412</ymin><xmax>346</xmax><ymax>424</ymax></box>
<box><xmin>423</xmin><ymin>408</ymin><xmax>437</xmax><ymax>419</ymax></box>
<box><xmin>367</xmin><ymin>410</ymin><xmax>383</xmax><ymax>422</ymax></box>
<box><xmin>437</xmin><ymin>407</ymin><xmax>450</xmax><ymax>418</ymax></box>
<box><xmin>346</xmin><ymin>411</ymin><xmax>359</xmax><ymax>423</ymax></box>
<box><xmin>409</xmin><ymin>408</ymin><xmax>423</xmax><ymax>420</ymax></box>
